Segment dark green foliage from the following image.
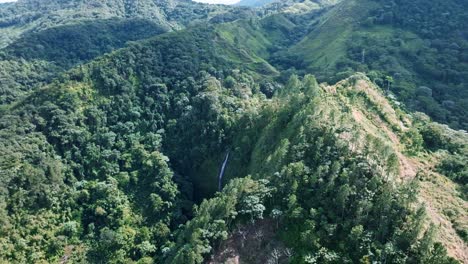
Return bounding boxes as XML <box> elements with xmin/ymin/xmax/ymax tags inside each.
<box><xmin>437</xmin><ymin>153</ymin><xmax>468</xmax><ymax>202</ymax></box>
<box><xmin>418</xmin><ymin>123</ymin><xmax>463</xmax><ymax>153</ymax></box>
<box><xmin>0</xmin><ymin>0</ymin><xmax>241</xmax><ymax>44</ymax></box>
<box><xmin>0</xmin><ymin>19</ymin><xmax>166</xmax><ymax>105</ymax></box>
<box><xmin>0</xmin><ymin>58</ymin><xmax>59</xmax><ymax>104</ymax></box>
<box><xmin>0</xmin><ymin>0</ymin><xmax>249</xmax><ymax>106</ymax></box>
<box><xmin>402</xmin><ymin>128</ymin><xmax>424</xmax><ymax>155</ymax></box>
<box><xmin>4</xmin><ymin>19</ymin><xmax>167</xmax><ymax>68</ymax></box>
<box><xmin>343</xmin><ymin>0</ymin><xmax>468</xmax><ymax>129</ymax></box>
<box><xmin>0</xmin><ymin>23</ymin><xmax>269</xmax><ymax>262</ymax></box>
<box><xmin>438</xmin><ymin>155</ymin><xmax>467</xmax><ymax>186</ymax></box>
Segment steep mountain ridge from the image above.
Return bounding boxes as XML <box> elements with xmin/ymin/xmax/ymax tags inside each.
<box><xmin>0</xmin><ymin>18</ymin><xmax>169</xmax><ymax>103</ymax></box>
<box><xmin>0</xmin><ymin>0</ymin><xmax>165</xmax><ymax>47</ymax></box>
<box><xmin>210</xmin><ymin>73</ymin><xmax>468</xmax><ymax>263</ymax></box>
<box><xmin>319</xmin><ymin>76</ymin><xmax>467</xmax><ymax>261</ymax></box>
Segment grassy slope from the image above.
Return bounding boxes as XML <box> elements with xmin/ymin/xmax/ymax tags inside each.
<box><xmin>287</xmin><ymin>0</ymin><xmax>378</xmax><ymax>71</ymax></box>
<box><xmin>283</xmin><ymin>0</ymin><xmax>417</xmax><ymax>74</ymax></box>
<box><xmin>278</xmin><ymin>0</ymin><xmax>468</xmax><ymax>129</ymax></box>
<box><xmin>325</xmin><ymin>77</ymin><xmax>467</xmax><ymax>262</ymax></box>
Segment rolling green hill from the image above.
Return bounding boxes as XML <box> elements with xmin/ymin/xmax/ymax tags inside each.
<box><xmin>0</xmin><ymin>0</ymin><xmax>249</xmax><ymax>48</ymax></box>
<box><xmin>0</xmin><ymin>0</ymin><xmax>254</xmax><ymax>104</ymax></box>
<box><xmin>272</xmin><ymin>0</ymin><xmax>468</xmax><ymax>129</ymax></box>
<box><xmin>0</xmin><ymin>18</ymin><xmax>167</xmax><ymax>104</ymax></box>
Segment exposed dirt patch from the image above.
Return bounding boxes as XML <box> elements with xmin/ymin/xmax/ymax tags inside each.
<box><xmin>353</xmin><ymin>79</ymin><xmax>401</xmax><ymax>127</ymax></box>
<box><xmin>419</xmin><ymin>172</ymin><xmax>468</xmax><ymax>263</ymax></box>
<box><xmin>208</xmin><ymin>219</ymin><xmax>292</xmax><ymax>264</ymax></box>
<box><xmin>376</xmin><ymin>117</ymin><xmax>419</xmax><ymax>180</ymax></box>
<box><xmin>351</xmin><ymin>108</ymin><xmax>364</xmax><ymax>123</ymax></box>
<box><xmin>350</xmin><ymin>104</ymin><xmax>418</xmax><ymax>180</ymax></box>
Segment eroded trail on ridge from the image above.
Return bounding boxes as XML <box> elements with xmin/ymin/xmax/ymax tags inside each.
<box><xmin>327</xmin><ymin>77</ymin><xmax>467</xmax><ymax>262</ymax></box>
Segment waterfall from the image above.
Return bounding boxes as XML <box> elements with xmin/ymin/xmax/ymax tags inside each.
<box><xmin>218</xmin><ymin>151</ymin><xmax>230</xmax><ymax>191</ymax></box>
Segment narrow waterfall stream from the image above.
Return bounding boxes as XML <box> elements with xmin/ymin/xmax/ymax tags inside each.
<box><xmin>218</xmin><ymin>151</ymin><xmax>230</xmax><ymax>191</ymax></box>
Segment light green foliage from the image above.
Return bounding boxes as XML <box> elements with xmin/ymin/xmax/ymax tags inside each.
<box><xmin>402</xmin><ymin>128</ymin><xmax>424</xmax><ymax>155</ymax></box>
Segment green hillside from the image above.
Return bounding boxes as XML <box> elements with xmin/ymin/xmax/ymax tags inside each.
<box><xmin>0</xmin><ymin>0</ymin><xmax>249</xmax><ymax>48</ymax></box>
<box><xmin>0</xmin><ymin>24</ymin><xmax>275</xmax><ymax>262</ymax></box>
<box><xmin>0</xmin><ymin>0</ymin><xmax>467</xmax><ymax>263</ymax></box>
<box><xmin>0</xmin><ymin>18</ymin><xmax>168</xmax><ymax>104</ymax></box>
<box><xmin>0</xmin><ymin>0</ymin><xmax>255</xmax><ymax>105</ymax></box>
<box><xmin>272</xmin><ymin>0</ymin><xmax>468</xmax><ymax>129</ymax></box>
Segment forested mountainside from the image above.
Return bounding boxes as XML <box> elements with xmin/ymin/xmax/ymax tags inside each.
<box><xmin>272</xmin><ymin>0</ymin><xmax>468</xmax><ymax>129</ymax></box>
<box><xmin>0</xmin><ymin>18</ymin><xmax>168</xmax><ymax>104</ymax></box>
<box><xmin>0</xmin><ymin>0</ymin><xmax>252</xmax><ymax>104</ymax></box>
<box><xmin>0</xmin><ymin>0</ymin><xmax>467</xmax><ymax>263</ymax></box>
<box><xmin>0</xmin><ymin>0</ymin><xmax>252</xmax><ymax>48</ymax></box>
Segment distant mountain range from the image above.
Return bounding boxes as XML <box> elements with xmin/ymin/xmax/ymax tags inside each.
<box><xmin>236</xmin><ymin>0</ymin><xmax>277</xmax><ymax>7</ymax></box>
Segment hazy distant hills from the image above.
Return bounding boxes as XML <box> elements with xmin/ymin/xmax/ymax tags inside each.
<box><xmin>236</xmin><ymin>0</ymin><xmax>277</xmax><ymax>7</ymax></box>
